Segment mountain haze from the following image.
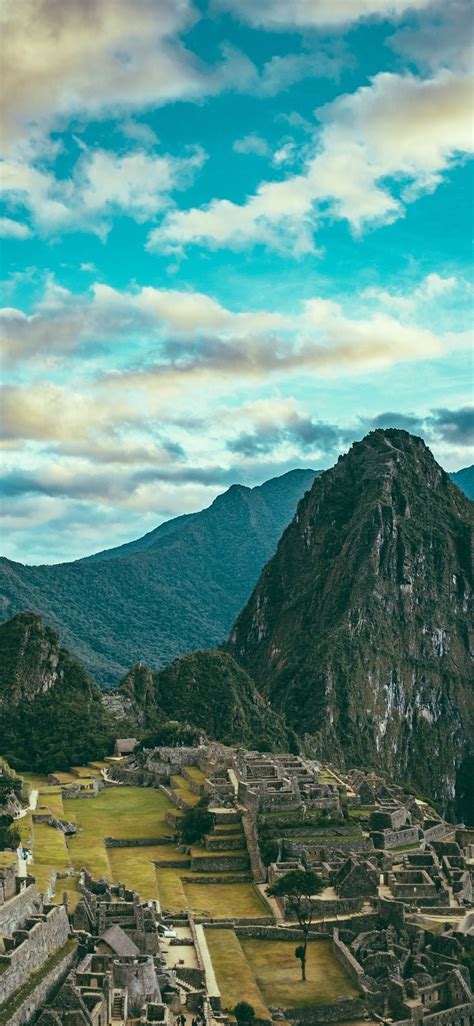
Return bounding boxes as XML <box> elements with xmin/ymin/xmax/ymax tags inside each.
<box><xmin>0</xmin><ymin>469</ymin><xmax>316</xmax><ymax>686</ymax></box>
<box><xmin>228</xmin><ymin>431</ymin><xmax>473</xmax><ymax>808</ymax></box>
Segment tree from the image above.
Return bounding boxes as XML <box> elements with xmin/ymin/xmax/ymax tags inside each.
<box><xmin>234</xmin><ymin>1002</ymin><xmax>255</xmax><ymax>1025</ymax></box>
<box><xmin>268</xmin><ymin>869</ymin><xmax>324</xmax><ymax>981</ymax></box>
<box><xmin>179</xmin><ymin>797</ymin><xmax>214</xmax><ymax>845</ymax></box>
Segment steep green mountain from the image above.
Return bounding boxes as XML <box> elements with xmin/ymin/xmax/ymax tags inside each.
<box><xmin>0</xmin><ymin>612</ymin><xmax>117</xmax><ymax>772</ymax></box>
<box><xmin>0</xmin><ymin>469</ymin><xmax>316</xmax><ymax>687</ymax></box>
<box><xmin>152</xmin><ymin>649</ymin><xmax>290</xmax><ymax>750</ymax></box>
<box><xmin>450</xmin><ymin>464</ymin><xmax>474</xmax><ymax>500</ymax></box>
<box><xmin>106</xmin><ymin>650</ymin><xmax>290</xmax><ymax>749</ymax></box>
<box><xmin>228</xmin><ymin>430</ymin><xmax>473</xmax><ymax>808</ymax></box>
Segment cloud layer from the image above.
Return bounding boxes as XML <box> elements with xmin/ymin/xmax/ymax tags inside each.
<box><xmin>148</xmin><ymin>67</ymin><xmax>473</xmax><ymax>255</ymax></box>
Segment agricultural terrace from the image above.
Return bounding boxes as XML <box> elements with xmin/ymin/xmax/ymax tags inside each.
<box><xmin>18</xmin><ymin>769</ymin><xmax>271</xmax><ymax>921</ymax></box>
<box><xmin>205</xmin><ymin>932</ymin><xmax>359</xmax><ymax>1014</ymax></box>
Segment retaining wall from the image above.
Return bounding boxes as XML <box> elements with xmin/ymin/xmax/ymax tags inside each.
<box><xmin>0</xmin><ymin>905</ymin><xmax>70</xmax><ymax>1005</ymax></box>
<box><xmin>0</xmin><ymin>942</ymin><xmax>77</xmax><ymax>1026</ymax></box>
<box><xmin>285</xmin><ymin>997</ymin><xmax>365</xmax><ymax>1023</ymax></box>
<box><xmin>0</xmin><ymin>884</ymin><xmax>39</xmax><ymax>938</ymax></box>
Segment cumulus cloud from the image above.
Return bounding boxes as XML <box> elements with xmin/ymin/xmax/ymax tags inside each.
<box><xmin>215</xmin><ymin>0</ymin><xmax>434</xmax><ymax>29</ymax></box>
<box><xmin>233</xmin><ymin>134</ymin><xmax>270</xmax><ymax>157</ymax></box>
<box><xmin>389</xmin><ymin>0</ymin><xmax>473</xmax><ymax>73</ymax></box>
<box><xmin>0</xmin><ymin>217</ymin><xmax>32</xmax><ymax>239</ymax></box>
<box><xmin>1</xmin><ymin>278</ymin><xmax>461</xmax><ymax>381</ymax></box>
<box><xmin>0</xmin><ymin>0</ymin><xmax>254</xmax><ymax>152</ymax></box>
<box><xmin>148</xmin><ymin>67</ymin><xmax>473</xmax><ymax>255</ymax></box>
<box><xmin>1</xmin><ymin>145</ymin><xmax>206</xmax><ymax>237</ymax></box>
<box><xmin>362</xmin><ymin>273</ymin><xmax>459</xmax><ymax>313</ymax></box>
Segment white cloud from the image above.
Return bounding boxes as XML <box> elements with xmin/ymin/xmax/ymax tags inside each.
<box><xmin>2</xmin><ymin>278</ymin><xmax>465</xmax><ymax>383</ymax></box>
<box><xmin>233</xmin><ymin>134</ymin><xmax>270</xmax><ymax>157</ymax></box>
<box><xmin>215</xmin><ymin>0</ymin><xmax>434</xmax><ymax>29</ymax></box>
<box><xmin>1</xmin><ymin>0</ymin><xmax>239</xmax><ymax>152</ymax></box>
<box><xmin>0</xmin><ymin>216</ymin><xmax>32</xmax><ymax>239</ymax></box>
<box><xmin>119</xmin><ymin>120</ymin><xmax>160</xmax><ymax>147</ymax></box>
<box><xmin>148</xmin><ymin>67</ymin><xmax>473</xmax><ymax>255</ymax></box>
<box><xmin>363</xmin><ymin>273</ymin><xmax>459</xmax><ymax>313</ymax></box>
<box><xmin>0</xmin><ymin>145</ymin><xmax>206</xmax><ymax>236</ymax></box>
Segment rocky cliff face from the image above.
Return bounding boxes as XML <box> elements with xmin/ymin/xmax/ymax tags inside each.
<box><xmin>0</xmin><ymin>612</ymin><xmax>115</xmax><ymax>772</ymax></box>
<box><xmin>228</xmin><ymin>430</ymin><xmax>473</xmax><ymax>808</ymax></box>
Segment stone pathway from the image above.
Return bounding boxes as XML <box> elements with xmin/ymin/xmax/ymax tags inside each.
<box><xmin>15</xmin><ymin>787</ymin><xmax>38</xmax><ymax>876</ymax></box>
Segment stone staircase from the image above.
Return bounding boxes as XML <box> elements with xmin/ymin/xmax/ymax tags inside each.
<box><xmin>111</xmin><ymin>988</ymin><xmax>125</xmax><ymax>1020</ymax></box>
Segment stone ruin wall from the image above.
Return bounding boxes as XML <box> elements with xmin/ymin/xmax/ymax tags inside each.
<box><xmin>0</xmin><ymin>904</ymin><xmax>70</xmax><ymax>1006</ymax></box>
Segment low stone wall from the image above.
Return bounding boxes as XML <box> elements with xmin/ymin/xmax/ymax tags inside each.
<box><xmin>181</xmin><ymin>873</ymin><xmax>253</xmax><ymax>884</ymax></box>
<box><xmin>423</xmin><ymin>822</ymin><xmax>449</xmax><ymax>842</ymax></box>
<box><xmin>285</xmin><ymin>997</ymin><xmax>365</xmax><ymax>1023</ymax></box>
<box><xmin>332</xmin><ymin>929</ymin><xmax>365</xmax><ymax>986</ymax></box>
<box><xmin>371</xmin><ymin>826</ymin><xmax>420</xmax><ymax>849</ymax></box>
<box><xmin>392</xmin><ymin>1002</ymin><xmax>474</xmax><ymax>1025</ymax></box>
<box><xmin>159</xmin><ymin>783</ymin><xmax>188</xmax><ymax>811</ymax></box>
<box><xmin>233</xmin><ymin>925</ymin><xmax>327</xmax><ymax>940</ymax></box>
<box><xmin>0</xmin><ymin>905</ymin><xmax>70</xmax><ymax>1005</ymax></box>
<box><xmin>279</xmin><ymin>895</ymin><xmax>363</xmax><ymax>918</ymax></box>
<box><xmin>0</xmin><ymin>884</ymin><xmax>39</xmax><ymax>938</ymax></box>
<box><xmin>106</xmin><ymin>766</ymin><xmax>166</xmax><ymax>787</ymax></box>
<box><xmin>190</xmin><ymin>852</ymin><xmax>249</xmax><ymax>873</ymax></box>
<box><xmin>198</xmin><ymin>915</ymin><xmax>274</xmax><ymax>927</ymax></box>
<box><xmin>104</xmin><ymin>836</ymin><xmax>173</xmax><ymax>847</ymax></box>
<box><xmin>1</xmin><ymin>941</ymin><xmax>77</xmax><ymax>1026</ymax></box>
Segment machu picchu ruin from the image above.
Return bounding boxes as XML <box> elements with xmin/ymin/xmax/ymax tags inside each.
<box><xmin>1</xmin><ymin>740</ymin><xmax>473</xmax><ymax>1026</ymax></box>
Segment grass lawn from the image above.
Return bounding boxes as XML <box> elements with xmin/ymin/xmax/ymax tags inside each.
<box><xmin>32</xmin><ymin>822</ymin><xmax>71</xmax><ymax>869</ymax></box>
<box><xmin>106</xmin><ymin>845</ymin><xmax>182</xmax><ymax>899</ymax></box>
<box><xmin>170</xmin><ymin>775</ymin><xmax>201</xmax><ymax>807</ymax></box>
<box><xmin>17</xmin><ymin>813</ymin><xmax>32</xmax><ymax>847</ymax></box>
<box><xmin>64</xmin><ymin>786</ymin><xmax>173</xmax><ymax>840</ymax></box>
<box><xmin>29</xmin><ymin>862</ymin><xmax>57</xmax><ymax>895</ymax></box>
<box><xmin>184</xmin><ymin>767</ymin><xmax>206</xmax><ymax>783</ymax></box>
<box><xmin>240</xmin><ymin>939</ymin><xmax>360</xmax><ymax>1007</ymax></box>
<box><xmin>184</xmin><ymin>882</ymin><xmax>269</xmax><ymax>920</ymax></box>
<box><xmin>0</xmin><ymin>851</ymin><xmax>17</xmax><ymax>869</ymax></box>
<box><xmin>66</xmin><ymin>831</ymin><xmax>111</xmax><ymax>878</ymax></box>
<box><xmin>20</xmin><ymin>772</ymin><xmax>49</xmax><ymax>789</ymax></box>
<box><xmin>156</xmin><ymin>867</ymin><xmax>188</xmax><ymax>913</ymax></box>
<box><xmin>205</xmin><ymin>929</ymin><xmax>270</xmax><ymax>1020</ymax></box>
<box><xmin>52</xmin><ymin>873</ymin><xmax>81</xmax><ymax>911</ymax></box>
<box><xmin>37</xmin><ymin>790</ymin><xmax>65</xmax><ymax>818</ymax></box>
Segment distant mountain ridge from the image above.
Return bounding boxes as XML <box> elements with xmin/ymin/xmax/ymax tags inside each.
<box><xmin>0</xmin><ymin>468</ymin><xmax>316</xmax><ymax>686</ymax></box>
<box><xmin>227</xmin><ymin>432</ymin><xmax>473</xmax><ymax>810</ymax></box>
<box><xmin>450</xmin><ymin>464</ymin><xmax>474</xmax><ymax>500</ymax></box>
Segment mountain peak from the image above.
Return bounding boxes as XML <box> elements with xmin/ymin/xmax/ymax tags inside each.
<box><xmin>228</xmin><ymin>431</ymin><xmax>473</xmax><ymax>809</ymax></box>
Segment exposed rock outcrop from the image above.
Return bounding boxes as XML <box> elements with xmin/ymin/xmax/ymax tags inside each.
<box><xmin>228</xmin><ymin>430</ymin><xmax>473</xmax><ymax>809</ymax></box>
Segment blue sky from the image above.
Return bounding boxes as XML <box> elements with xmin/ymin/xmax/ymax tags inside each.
<box><xmin>1</xmin><ymin>0</ymin><xmax>473</xmax><ymax>563</ymax></box>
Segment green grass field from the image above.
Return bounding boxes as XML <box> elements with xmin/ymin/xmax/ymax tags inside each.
<box><xmin>107</xmin><ymin>844</ymin><xmax>184</xmax><ymax>900</ymax></box>
<box><xmin>32</xmin><ymin>822</ymin><xmax>71</xmax><ymax>869</ymax></box>
<box><xmin>64</xmin><ymin>786</ymin><xmax>173</xmax><ymax>840</ymax></box>
<box><xmin>184</xmin><ymin>882</ymin><xmax>269</xmax><ymax>919</ymax></box>
<box><xmin>156</xmin><ymin>866</ymin><xmax>188</xmax><ymax>912</ymax></box>
<box><xmin>240</xmin><ymin>939</ymin><xmax>360</xmax><ymax>1007</ymax></box>
<box><xmin>205</xmin><ymin>929</ymin><xmax>271</xmax><ymax>1020</ymax></box>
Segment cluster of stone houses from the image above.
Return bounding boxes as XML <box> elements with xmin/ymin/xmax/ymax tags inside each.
<box><xmin>1</xmin><ymin>744</ymin><xmax>473</xmax><ymax>1026</ymax></box>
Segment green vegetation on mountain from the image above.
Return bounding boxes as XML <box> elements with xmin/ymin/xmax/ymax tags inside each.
<box><xmin>0</xmin><ymin>469</ymin><xmax>316</xmax><ymax>686</ymax></box>
<box><xmin>0</xmin><ymin>612</ymin><xmax>118</xmax><ymax>773</ymax></box>
<box><xmin>153</xmin><ymin>648</ymin><xmax>290</xmax><ymax>750</ymax></box>
<box><xmin>228</xmin><ymin>430</ymin><xmax>474</xmax><ymax>809</ymax></box>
